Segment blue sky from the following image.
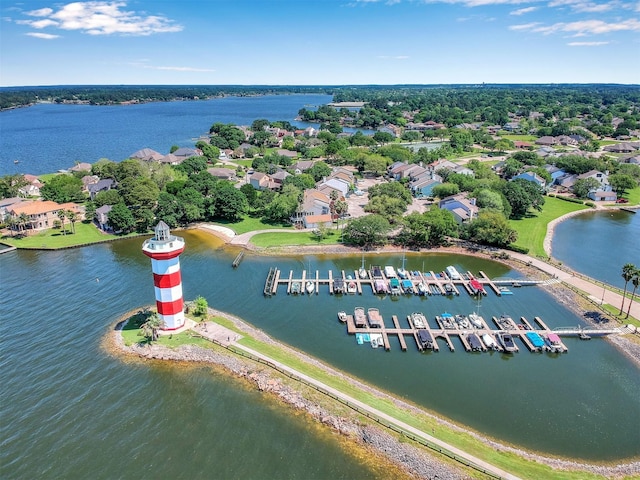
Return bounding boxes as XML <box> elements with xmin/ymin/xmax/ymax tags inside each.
<box><xmin>1</xmin><ymin>0</ymin><xmax>639</xmax><ymax>86</ymax></box>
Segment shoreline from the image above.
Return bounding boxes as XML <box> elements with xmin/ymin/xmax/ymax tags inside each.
<box><xmin>106</xmin><ymin>307</ymin><xmax>640</xmax><ymax>479</ymax></box>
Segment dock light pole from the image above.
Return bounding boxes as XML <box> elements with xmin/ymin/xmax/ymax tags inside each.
<box><xmin>142</xmin><ymin>221</ymin><xmax>186</xmax><ymax>330</ymax></box>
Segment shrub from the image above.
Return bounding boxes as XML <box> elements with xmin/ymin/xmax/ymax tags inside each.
<box><xmin>585</xmin><ymin>201</ymin><xmax>595</xmax><ymax>208</ymax></box>
<box><xmin>507</xmin><ymin>244</ymin><xmax>529</xmax><ymax>254</ymax></box>
<box><xmin>555</xmin><ymin>196</ymin><xmax>584</xmax><ymax>204</ymax></box>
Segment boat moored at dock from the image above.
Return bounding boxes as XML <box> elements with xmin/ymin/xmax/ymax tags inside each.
<box><xmin>410</xmin><ymin>312</ymin><xmax>427</xmax><ymax>329</ymax></box>
<box><xmin>482</xmin><ymin>333</ymin><xmax>500</xmax><ymax>351</ymax></box>
<box><xmin>446</xmin><ymin>265</ymin><xmax>461</xmax><ymax>280</ymax></box>
<box><xmin>496</xmin><ymin>332</ymin><xmax>518</xmax><ymax>353</ymax></box>
<box><xmin>354</xmin><ymin>307</ymin><xmax>367</xmax><ymax>328</ymax></box>
<box><xmin>367</xmin><ymin>308</ymin><xmax>384</xmax><ymax>328</ymax></box>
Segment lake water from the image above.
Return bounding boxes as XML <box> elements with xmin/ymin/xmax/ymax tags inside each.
<box><xmin>552</xmin><ymin>210</ymin><xmax>640</xmax><ymax>287</ymax></box>
<box><xmin>1</xmin><ymin>233</ymin><xmax>639</xmax><ymax>480</ymax></box>
<box><xmin>0</xmin><ymin>94</ymin><xmax>338</xmax><ymax>176</ymax></box>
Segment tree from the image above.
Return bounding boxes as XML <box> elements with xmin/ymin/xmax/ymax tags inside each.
<box><xmin>343</xmin><ymin>214</ymin><xmax>391</xmax><ymax>248</ymax></box>
<box><xmin>94</xmin><ymin>189</ymin><xmax>123</xmax><ymax>207</ymax></box>
<box><xmin>431</xmin><ymin>183</ymin><xmax>460</xmax><ymax>199</ymax></box>
<box><xmin>502</xmin><ymin>179</ymin><xmax>545</xmax><ymax>218</ymax></box>
<box><xmin>572</xmin><ymin>178</ymin><xmax>601</xmax><ymax>198</ymax></box>
<box><xmin>193</xmin><ymin>296</ymin><xmax>209</xmax><ymax>317</ymax></box>
<box><xmin>240</xmin><ymin>183</ymin><xmax>258</xmax><ymax>208</ymax></box>
<box><xmin>118</xmin><ymin>177</ymin><xmax>160</xmax><ymax>208</ymax></box>
<box><xmin>619</xmin><ymin>263</ymin><xmax>637</xmax><ymax>315</ymax></box>
<box><xmin>17</xmin><ymin>212</ymin><xmax>29</xmax><ymax>233</ymax></box>
<box><xmin>139</xmin><ymin>312</ymin><xmax>165</xmax><ymax>343</ymax></box>
<box><xmin>0</xmin><ymin>174</ymin><xmax>29</xmax><ymax>198</ymax></box>
<box><xmin>209</xmin><ymin>182</ymin><xmax>248</xmax><ymax>222</ymax></box>
<box><xmin>449</xmin><ymin>129</ymin><xmax>474</xmax><ymax>151</ymax></box>
<box><xmin>107</xmin><ymin>203</ymin><xmax>135</xmax><ymax>233</ymax></box>
<box><xmin>363</xmin><ymin>154</ymin><xmax>389</xmax><ymax>176</ymax></box>
<box><xmin>609</xmin><ymin>174</ymin><xmax>637</xmax><ymax>196</ymax></box>
<box><xmin>464</xmin><ymin>211</ymin><xmax>517</xmax><ymax>247</ymax></box>
<box><xmin>66</xmin><ymin>210</ymin><xmax>77</xmax><ymax>234</ymax></box>
<box><xmin>174</xmin><ymin>156</ymin><xmax>208</xmax><ymax>176</ymax></box>
<box><xmin>57</xmin><ymin>209</ymin><xmax>67</xmax><ymax>235</ymax></box>
<box><xmin>40</xmin><ymin>174</ymin><xmax>84</xmax><ymax>203</ymax></box>
<box><xmin>626</xmin><ymin>269</ymin><xmax>639</xmax><ymax>319</ymax></box>
<box><xmin>306</xmin><ymin>162</ymin><xmax>332</xmax><ymax>182</ymax></box>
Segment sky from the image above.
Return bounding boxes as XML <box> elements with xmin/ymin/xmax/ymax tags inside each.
<box><xmin>1</xmin><ymin>0</ymin><xmax>639</xmax><ymax>86</ymax></box>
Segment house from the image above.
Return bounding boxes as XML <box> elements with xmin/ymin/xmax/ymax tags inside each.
<box><xmin>588</xmin><ymin>190</ymin><xmax>617</xmax><ymax>202</ymax></box>
<box><xmin>503</xmin><ymin>122</ymin><xmax>521</xmax><ymax>132</ymax></box>
<box><xmin>8</xmin><ymin>200</ymin><xmax>85</xmax><ymax>232</ymax></box>
<box><xmin>316</xmin><ymin>177</ymin><xmax>349</xmax><ymax>198</ymax></box>
<box><xmin>438</xmin><ymin>194</ymin><xmax>478</xmax><ymax>224</ymax></box>
<box><xmin>411</xmin><ymin>177</ymin><xmax>441</xmax><ymax>198</ymax></box>
<box><xmin>576</xmin><ymin>170</ymin><xmax>608</xmax><ymax>187</ymax></box>
<box><xmin>430</xmin><ymin>159</ymin><xmax>474</xmax><ymax>177</ymax></box>
<box><xmin>555</xmin><ymin>173</ymin><xmax>578</xmax><ymax>190</ymax></box>
<box><xmin>81</xmin><ymin>175</ymin><xmax>100</xmax><ymax>191</ymax></box>
<box><xmin>512</xmin><ymin>171</ymin><xmax>546</xmax><ymax>188</ymax></box>
<box><xmin>291</xmin><ymin>189</ymin><xmax>332</xmax><ymax>225</ymax></box>
<box><xmin>0</xmin><ymin>197</ymin><xmax>22</xmax><ymax>221</ymax></box>
<box><xmin>88</xmin><ymin>179</ymin><xmax>116</xmax><ymax>200</ymax></box>
<box><xmin>276</xmin><ymin>149</ymin><xmax>298</xmax><ymax>159</ymax></box>
<box><xmin>95</xmin><ymin>204</ymin><xmax>112</xmax><ymax>231</ymax></box>
<box><xmin>303</xmin><ymin>213</ymin><xmax>333</xmax><ymax>230</ymax></box>
<box><xmin>545</xmin><ymin>166</ymin><xmax>567</xmax><ymax>184</ymax></box>
<box><xmin>270</xmin><ymin>170</ymin><xmax>291</xmax><ymax>185</ymax></box>
<box><xmin>18</xmin><ymin>174</ymin><xmax>43</xmax><ymax>198</ymax></box>
<box><xmin>160</xmin><ymin>153</ymin><xmax>181</xmax><ymax>165</ymax></box>
<box><xmin>604</xmin><ymin>143</ymin><xmax>637</xmax><ymax>154</ymax></box>
<box><xmin>290</xmin><ymin>160</ymin><xmax>314</xmax><ymax>175</ymax></box>
<box><xmin>130</xmin><ymin>148</ymin><xmax>164</xmax><ymax>162</ymax></box>
<box><xmin>207</xmin><ymin>168</ymin><xmax>236</xmax><ymax>181</ymax></box>
<box><xmin>535</xmin><ymin>136</ymin><xmax>557</xmax><ymax>146</ymax></box>
<box><xmin>69</xmin><ymin>162</ymin><xmax>92</xmax><ymax>173</ymax></box>
<box><xmin>248</xmin><ymin>172</ymin><xmax>279</xmax><ymax>191</ymax></box>
<box><xmin>172</xmin><ymin>147</ymin><xmax>201</xmax><ymax>160</ymax></box>
<box><xmin>514</xmin><ymin>141</ymin><xmax>532</xmax><ymax>149</ymax></box>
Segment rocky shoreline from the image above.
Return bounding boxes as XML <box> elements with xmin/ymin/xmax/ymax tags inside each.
<box><xmin>107</xmin><ymin>306</ymin><xmax>640</xmax><ymax>479</ymax></box>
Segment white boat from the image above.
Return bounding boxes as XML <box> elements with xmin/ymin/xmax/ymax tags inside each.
<box><xmin>446</xmin><ymin>265</ymin><xmax>461</xmax><ymax>280</ymax></box>
<box><xmin>384</xmin><ymin>265</ymin><xmax>397</xmax><ymax>278</ymax></box>
<box><xmin>468</xmin><ymin>313</ymin><xmax>484</xmax><ymax>328</ymax></box>
<box><xmin>359</xmin><ymin>253</ymin><xmax>368</xmax><ymax>279</ymax></box>
<box><xmin>482</xmin><ymin>333</ymin><xmax>499</xmax><ymax>351</ymax></box>
<box><xmin>337</xmin><ymin>311</ymin><xmax>348</xmax><ymax>323</ymax></box>
<box><xmin>305</xmin><ymin>281</ymin><xmax>315</xmax><ymax>294</ymax></box>
<box><xmin>347</xmin><ymin>279</ymin><xmax>357</xmax><ymax>294</ymax></box>
<box><xmin>417</xmin><ymin>282</ymin><xmax>428</xmax><ymax>295</ymax></box>
<box><xmin>410</xmin><ymin>312</ymin><xmax>427</xmax><ymax>329</ymax></box>
<box><xmin>397</xmin><ymin>268</ymin><xmax>409</xmax><ymax>279</ymax></box>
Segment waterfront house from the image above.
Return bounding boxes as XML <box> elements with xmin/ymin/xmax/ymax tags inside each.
<box><xmin>130</xmin><ymin>148</ymin><xmax>164</xmax><ymax>162</ymax></box>
<box><xmin>290</xmin><ymin>189</ymin><xmax>331</xmax><ymax>225</ymax></box>
<box><xmin>95</xmin><ymin>204</ymin><xmax>112</xmax><ymax>231</ymax></box>
<box><xmin>18</xmin><ymin>174</ymin><xmax>43</xmax><ymax>198</ymax></box>
<box><xmin>8</xmin><ymin>200</ymin><xmax>85</xmax><ymax>232</ymax></box>
<box><xmin>69</xmin><ymin>162</ymin><xmax>92</xmax><ymax>173</ymax></box>
<box><xmin>576</xmin><ymin>170</ymin><xmax>608</xmax><ymax>187</ymax></box>
<box><xmin>172</xmin><ymin>147</ymin><xmax>201</xmax><ymax>160</ymax></box>
<box><xmin>0</xmin><ymin>197</ymin><xmax>22</xmax><ymax>221</ymax></box>
<box><xmin>438</xmin><ymin>194</ymin><xmax>478</xmax><ymax>224</ymax></box>
<box><xmin>302</xmin><ymin>213</ymin><xmax>333</xmax><ymax>230</ymax></box>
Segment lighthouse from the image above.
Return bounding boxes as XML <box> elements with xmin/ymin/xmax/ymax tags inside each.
<box><xmin>142</xmin><ymin>221</ymin><xmax>186</xmax><ymax>330</ymax></box>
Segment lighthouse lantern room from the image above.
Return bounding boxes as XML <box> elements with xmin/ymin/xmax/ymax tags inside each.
<box><xmin>142</xmin><ymin>221</ymin><xmax>186</xmax><ymax>330</ymax></box>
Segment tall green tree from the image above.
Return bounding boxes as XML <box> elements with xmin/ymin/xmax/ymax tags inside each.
<box><xmin>626</xmin><ymin>269</ymin><xmax>639</xmax><ymax>319</ymax></box>
<box><xmin>40</xmin><ymin>174</ymin><xmax>84</xmax><ymax>203</ymax></box>
<box><xmin>620</xmin><ymin>263</ymin><xmax>637</xmax><ymax>315</ymax></box>
<box><xmin>343</xmin><ymin>214</ymin><xmax>391</xmax><ymax>248</ymax></box>
<box><xmin>57</xmin><ymin>209</ymin><xmax>67</xmax><ymax>235</ymax></box>
<box><xmin>107</xmin><ymin>203</ymin><xmax>136</xmax><ymax>233</ymax></box>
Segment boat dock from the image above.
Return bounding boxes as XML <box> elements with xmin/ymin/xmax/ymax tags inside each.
<box><xmin>337</xmin><ymin>310</ymin><xmax>632</xmax><ymax>354</ymax></box>
<box><xmin>264</xmin><ymin>268</ymin><xmax>520</xmax><ymax>297</ymax></box>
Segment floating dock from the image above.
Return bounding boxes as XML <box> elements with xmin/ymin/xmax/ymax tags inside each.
<box><xmin>337</xmin><ymin>310</ymin><xmax>630</xmax><ymax>354</ymax></box>
<box><xmin>264</xmin><ymin>268</ymin><xmax>530</xmax><ymax>298</ymax></box>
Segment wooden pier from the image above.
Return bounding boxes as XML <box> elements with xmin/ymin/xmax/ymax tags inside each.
<box><xmin>335</xmin><ymin>310</ymin><xmax>614</xmax><ymax>354</ymax></box>
<box><xmin>265</xmin><ymin>268</ymin><xmax>523</xmax><ymax>298</ymax></box>
<box><xmin>232</xmin><ymin>251</ymin><xmax>244</xmax><ymax>268</ymax></box>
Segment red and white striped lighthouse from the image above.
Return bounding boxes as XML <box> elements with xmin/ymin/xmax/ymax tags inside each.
<box><xmin>142</xmin><ymin>221</ymin><xmax>186</xmax><ymax>330</ymax></box>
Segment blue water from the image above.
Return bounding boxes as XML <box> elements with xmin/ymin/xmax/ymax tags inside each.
<box><xmin>0</xmin><ymin>94</ymin><xmax>334</xmax><ymax>175</ymax></box>
<box><xmin>552</xmin><ymin>210</ymin><xmax>640</xmax><ymax>287</ymax></box>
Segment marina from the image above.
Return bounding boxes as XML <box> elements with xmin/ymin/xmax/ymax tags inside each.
<box><xmin>339</xmin><ymin>309</ymin><xmax>634</xmax><ymax>354</ymax></box>
<box><xmin>264</xmin><ymin>267</ymin><xmax>507</xmax><ymax>297</ymax></box>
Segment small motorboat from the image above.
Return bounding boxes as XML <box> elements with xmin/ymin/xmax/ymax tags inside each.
<box><xmin>417</xmin><ymin>282</ymin><xmax>428</xmax><ymax>295</ymax></box>
<box><xmin>305</xmin><ymin>281</ymin><xmax>315</xmax><ymax>294</ymax></box>
<box><xmin>337</xmin><ymin>311</ymin><xmax>348</xmax><ymax>323</ymax></box>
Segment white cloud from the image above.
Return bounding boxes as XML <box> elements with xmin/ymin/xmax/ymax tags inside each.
<box><xmin>26</xmin><ymin>32</ymin><xmax>60</xmax><ymax>39</ymax></box>
<box><xmin>510</xmin><ymin>6</ymin><xmax>538</xmax><ymax>14</ymax></box>
<box><xmin>567</xmin><ymin>41</ymin><xmax>610</xmax><ymax>45</ymax></box>
<box><xmin>509</xmin><ymin>22</ymin><xmax>541</xmax><ymax>30</ymax></box>
<box><xmin>20</xmin><ymin>1</ymin><xmax>183</xmax><ymax>36</ymax></box>
<box><xmin>532</xmin><ymin>19</ymin><xmax>640</xmax><ymax>35</ymax></box>
<box><xmin>547</xmin><ymin>0</ymin><xmax>617</xmax><ymax>12</ymax></box>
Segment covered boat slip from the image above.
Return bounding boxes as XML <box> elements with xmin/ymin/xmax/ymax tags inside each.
<box><xmin>342</xmin><ymin>310</ymin><xmax>576</xmax><ymax>354</ymax></box>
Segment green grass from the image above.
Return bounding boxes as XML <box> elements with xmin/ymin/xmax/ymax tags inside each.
<box><xmin>213</xmin><ymin>216</ymin><xmax>292</xmax><ymax>235</ymax></box>
<box><xmin>250</xmin><ymin>230</ymin><xmax>342</xmax><ymax>247</ymax></box>
<box><xmin>1</xmin><ymin>221</ymin><xmax>141</xmax><ymax>249</ymax></box>
<box><xmin>499</xmin><ymin>134</ymin><xmax>537</xmax><ymax>142</ymax></box>
<box><xmin>232</xmin><ymin>323</ymin><xmax>612</xmax><ymax>479</ymax></box>
<box><xmin>601</xmin><ymin>303</ymin><xmax>640</xmax><ymax>328</ymax></box>
<box><xmin>38</xmin><ymin>173</ymin><xmax>60</xmax><ymax>183</ymax></box>
<box><xmin>509</xmin><ymin>196</ymin><xmax>589</xmax><ymax>258</ymax></box>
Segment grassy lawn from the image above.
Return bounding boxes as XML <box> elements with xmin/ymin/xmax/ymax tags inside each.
<box><xmin>213</xmin><ymin>216</ymin><xmax>292</xmax><ymax>235</ymax></box>
<box><xmin>250</xmin><ymin>229</ymin><xmax>342</xmax><ymax>247</ymax></box>
<box><xmin>1</xmin><ymin>221</ymin><xmax>141</xmax><ymax>249</ymax></box>
<box><xmin>509</xmin><ymin>196</ymin><xmax>589</xmax><ymax>258</ymax></box>
<box><xmin>499</xmin><ymin>134</ymin><xmax>537</xmax><ymax>142</ymax></box>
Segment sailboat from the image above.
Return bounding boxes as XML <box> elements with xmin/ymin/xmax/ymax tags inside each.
<box><xmin>358</xmin><ymin>252</ymin><xmax>368</xmax><ymax>279</ymax></box>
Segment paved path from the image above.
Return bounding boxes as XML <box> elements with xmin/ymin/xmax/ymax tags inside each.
<box><xmin>507</xmin><ymin>251</ymin><xmax>640</xmax><ymax>320</ymax></box>
<box><xmin>232</xmin><ymin>341</ymin><xmax>521</xmax><ymax>480</ymax></box>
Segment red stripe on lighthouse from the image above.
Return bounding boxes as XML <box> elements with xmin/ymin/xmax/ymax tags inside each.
<box><xmin>142</xmin><ymin>247</ymin><xmax>184</xmax><ymax>260</ymax></box>
<box><xmin>156</xmin><ymin>298</ymin><xmax>184</xmax><ymax>316</ymax></box>
<box><xmin>153</xmin><ymin>271</ymin><xmax>182</xmax><ymax>288</ymax></box>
